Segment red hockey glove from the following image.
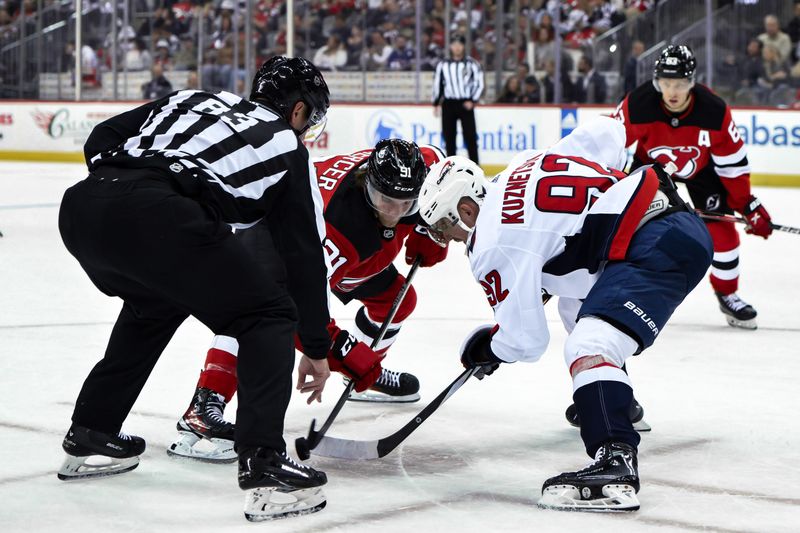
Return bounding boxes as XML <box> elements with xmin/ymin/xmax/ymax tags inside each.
<box><xmin>742</xmin><ymin>196</ymin><xmax>772</xmax><ymax>239</ymax></box>
<box><xmin>405</xmin><ymin>225</ymin><xmax>448</xmax><ymax>267</ymax></box>
<box><xmin>327</xmin><ymin>331</ymin><xmax>382</xmax><ymax>392</ymax></box>
<box><xmin>459</xmin><ymin>325</ymin><xmax>503</xmax><ymax>380</ymax></box>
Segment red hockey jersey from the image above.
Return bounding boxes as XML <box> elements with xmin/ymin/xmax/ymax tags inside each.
<box><xmin>613</xmin><ymin>82</ymin><xmax>752</xmax><ymax>211</ymax></box>
<box><xmin>313</xmin><ymin>145</ymin><xmax>444</xmax><ymax>294</ymax></box>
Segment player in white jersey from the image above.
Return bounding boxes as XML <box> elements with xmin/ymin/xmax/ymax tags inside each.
<box><xmin>418</xmin><ymin>117</ymin><xmax>713</xmax><ymax>512</ymax></box>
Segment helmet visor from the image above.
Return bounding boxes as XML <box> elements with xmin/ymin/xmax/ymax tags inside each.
<box><xmin>426</xmin><ymin>215</ymin><xmax>457</xmax><ymax>247</ymax></box>
<box><xmin>365</xmin><ymin>180</ymin><xmax>419</xmax><ymax>219</ymax></box>
<box><xmin>302</xmin><ymin>115</ymin><xmax>327</xmax><ymax>143</ymax></box>
<box><xmin>307</xmin><ymin>104</ymin><xmax>327</xmax><ymax>128</ymax></box>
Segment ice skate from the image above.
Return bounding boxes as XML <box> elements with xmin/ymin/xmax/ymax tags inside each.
<box><xmin>347</xmin><ymin>367</ymin><xmax>420</xmax><ymax>403</ymax></box>
<box><xmin>167</xmin><ymin>387</ymin><xmax>236</xmax><ymax>463</ymax></box>
<box><xmin>538</xmin><ymin>442</ymin><xmax>640</xmax><ymax>512</ymax></box>
<box><xmin>239</xmin><ymin>447</ymin><xmax>327</xmax><ymax>521</ymax></box>
<box><xmin>716</xmin><ymin>292</ymin><xmax>757</xmax><ymax>330</ymax></box>
<box><xmin>565</xmin><ymin>398</ymin><xmax>651</xmax><ymax>432</ymax></box>
<box><xmin>57</xmin><ymin>424</ymin><xmax>146</xmax><ymax>480</ymax></box>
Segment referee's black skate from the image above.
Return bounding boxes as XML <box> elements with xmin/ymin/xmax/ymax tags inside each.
<box><xmin>565</xmin><ymin>397</ymin><xmax>651</xmax><ymax>432</ymax></box>
<box><xmin>167</xmin><ymin>387</ymin><xmax>236</xmax><ymax>462</ymax></box>
<box><xmin>716</xmin><ymin>292</ymin><xmax>757</xmax><ymax>330</ymax></box>
<box><xmin>347</xmin><ymin>367</ymin><xmax>420</xmax><ymax>403</ymax></box>
<box><xmin>57</xmin><ymin>424</ymin><xmax>146</xmax><ymax>480</ymax></box>
<box><xmin>239</xmin><ymin>448</ymin><xmax>327</xmax><ymax>521</ymax></box>
<box><xmin>538</xmin><ymin>442</ymin><xmax>640</xmax><ymax>512</ymax></box>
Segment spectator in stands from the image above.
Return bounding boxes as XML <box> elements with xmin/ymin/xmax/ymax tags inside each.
<box><xmin>141</xmin><ymin>63</ymin><xmax>173</xmax><ymax>100</ymax></box>
<box><xmin>216</xmin><ymin>0</ymin><xmax>241</xmax><ymax>33</ymax></box>
<box><xmin>737</xmin><ymin>38</ymin><xmax>768</xmax><ymax>104</ymax></box>
<box><xmin>587</xmin><ymin>0</ymin><xmax>614</xmax><ymax>33</ymax></box>
<box><xmin>624</xmin><ymin>0</ymin><xmax>653</xmax><ymax>22</ymax></box>
<box><xmin>387</xmin><ymin>34</ymin><xmax>414</xmax><ymax>71</ymax></box>
<box><xmin>212</xmin><ymin>11</ymin><xmax>235</xmax><ymax>52</ymax></box>
<box><xmin>173</xmin><ymin>35</ymin><xmax>196</xmax><ymax>71</ymax></box>
<box><xmin>80</xmin><ymin>39</ymin><xmax>99</xmax><ymax>86</ymax></box>
<box><xmin>741</xmin><ymin>38</ymin><xmax>766</xmax><ymax>88</ymax></box>
<box><xmin>0</xmin><ymin>8</ymin><xmax>12</xmax><ymax>33</ymax></box>
<box><xmin>533</xmin><ymin>26</ymin><xmax>554</xmax><ymax>70</ymax></box>
<box><xmin>496</xmin><ymin>75</ymin><xmax>522</xmax><ymax>103</ymax></box>
<box><xmin>519</xmin><ymin>75</ymin><xmax>543</xmax><ymax>104</ymax></box>
<box><xmin>185</xmin><ymin>70</ymin><xmax>199</xmax><ymax>90</ymax></box>
<box><xmin>758</xmin><ymin>14</ymin><xmax>791</xmax><ymax>64</ymax></box>
<box><xmin>420</xmin><ymin>31</ymin><xmax>443</xmax><ymax>71</ymax></box>
<box><xmin>429</xmin><ymin>16</ymin><xmax>445</xmax><ymax>48</ymax></box>
<box><xmin>788</xmin><ymin>2</ymin><xmax>800</xmax><ymax>44</ymax></box>
<box><xmin>716</xmin><ymin>52</ymin><xmax>740</xmax><ymax>92</ymax></box>
<box><xmin>364</xmin><ymin>30</ymin><xmax>392</xmax><ymax>70</ymax></box>
<box><xmin>563</xmin><ymin>1</ymin><xmax>592</xmax><ymax>50</ymax></box>
<box><xmin>60</xmin><ymin>40</ymin><xmax>75</xmax><ymax>73</ymax></box>
<box><xmin>516</xmin><ymin>62</ymin><xmax>531</xmax><ymax>83</ymax></box>
<box><xmin>761</xmin><ymin>43</ymin><xmax>789</xmax><ymax>89</ymax></box>
<box><xmin>623</xmin><ymin>39</ymin><xmax>644</xmax><ymax>96</ymax></box>
<box><xmin>345</xmin><ymin>26</ymin><xmax>365</xmax><ymax>69</ymax></box>
<box><xmin>154</xmin><ymin>39</ymin><xmax>173</xmax><ymax>70</ymax></box>
<box><xmin>124</xmin><ymin>37</ymin><xmax>152</xmax><ymax>72</ymax></box>
<box><xmin>313</xmin><ymin>34</ymin><xmax>347</xmax><ymax>71</ymax></box>
<box><xmin>542</xmin><ymin>57</ymin><xmax>574</xmax><ymax>103</ymax></box>
<box><xmin>574</xmin><ymin>54</ymin><xmax>607</xmax><ymax>104</ymax></box>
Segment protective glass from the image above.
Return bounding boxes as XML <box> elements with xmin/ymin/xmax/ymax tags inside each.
<box><xmin>365</xmin><ymin>180</ymin><xmax>419</xmax><ymax>218</ymax></box>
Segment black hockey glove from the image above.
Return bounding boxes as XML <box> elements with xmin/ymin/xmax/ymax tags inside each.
<box><xmin>460</xmin><ymin>325</ymin><xmax>503</xmax><ymax>380</ymax></box>
<box><xmin>645</xmin><ymin>164</ymin><xmax>690</xmax><ymax>211</ymax></box>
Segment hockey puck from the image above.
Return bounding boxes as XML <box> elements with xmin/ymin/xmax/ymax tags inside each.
<box><xmin>295</xmin><ymin>437</ymin><xmax>311</xmax><ymax>461</ymax></box>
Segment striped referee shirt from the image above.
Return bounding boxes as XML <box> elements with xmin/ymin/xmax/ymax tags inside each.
<box><xmin>432</xmin><ymin>57</ymin><xmax>485</xmax><ymax>104</ymax></box>
<box><xmin>84</xmin><ymin>89</ymin><xmax>332</xmax><ymax>357</ymax></box>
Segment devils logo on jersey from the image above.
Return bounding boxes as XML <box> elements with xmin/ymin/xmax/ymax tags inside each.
<box><xmin>647</xmin><ymin>146</ymin><xmax>701</xmax><ymax>179</ymax></box>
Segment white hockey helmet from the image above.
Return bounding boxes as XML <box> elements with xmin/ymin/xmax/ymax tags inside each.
<box><xmin>418</xmin><ymin>155</ymin><xmax>487</xmax><ymax>245</ymax></box>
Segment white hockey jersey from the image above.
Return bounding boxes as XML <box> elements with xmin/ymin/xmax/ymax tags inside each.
<box><xmin>468</xmin><ymin>117</ymin><xmax>661</xmax><ymax>363</ymax></box>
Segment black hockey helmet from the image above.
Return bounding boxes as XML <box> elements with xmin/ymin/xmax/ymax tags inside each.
<box><xmin>653</xmin><ymin>45</ymin><xmax>697</xmax><ymax>81</ymax></box>
<box><xmin>250</xmin><ymin>56</ymin><xmax>330</xmax><ymax>134</ymax></box>
<box><xmin>367</xmin><ymin>139</ymin><xmax>427</xmax><ymax>200</ymax></box>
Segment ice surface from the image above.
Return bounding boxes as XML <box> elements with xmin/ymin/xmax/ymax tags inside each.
<box><xmin>1</xmin><ymin>161</ymin><xmax>799</xmax><ymax>532</ymax></box>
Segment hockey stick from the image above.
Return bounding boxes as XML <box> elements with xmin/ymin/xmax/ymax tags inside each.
<box><xmin>295</xmin><ymin>256</ymin><xmax>423</xmax><ymax>459</ymax></box>
<box><xmin>311</xmin><ymin>366</ymin><xmax>480</xmax><ymax>460</ymax></box>
<box><xmin>696</xmin><ymin>210</ymin><xmax>800</xmax><ymax>235</ymax></box>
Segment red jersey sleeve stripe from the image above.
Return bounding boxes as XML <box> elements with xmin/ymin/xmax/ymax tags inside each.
<box><xmin>608</xmin><ymin>168</ymin><xmax>660</xmax><ymax>261</ymax></box>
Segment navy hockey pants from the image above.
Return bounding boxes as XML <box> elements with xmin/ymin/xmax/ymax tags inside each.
<box><xmin>579</xmin><ymin>210</ymin><xmax>713</xmax><ymax>351</ymax></box>
<box><xmin>574</xmin><ymin>211</ymin><xmax>712</xmax><ymax>455</ymax></box>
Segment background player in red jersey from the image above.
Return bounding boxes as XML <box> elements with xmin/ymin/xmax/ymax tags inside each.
<box><xmin>613</xmin><ymin>44</ymin><xmax>772</xmax><ymax>330</ymax></box>
<box><xmin>169</xmin><ymin>139</ymin><xmax>448</xmax><ymax>462</ymax></box>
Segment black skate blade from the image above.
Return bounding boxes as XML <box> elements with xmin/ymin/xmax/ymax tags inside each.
<box><xmin>724</xmin><ymin>315</ymin><xmax>758</xmax><ymax>330</ymax></box>
<box><xmin>347</xmin><ymin>390</ymin><xmax>420</xmax><ymax>403</ymax></box>
<box><xmin>244</xmin><ymin>500</ymin><xmax>326</xmax><ymax>522</ymax></box>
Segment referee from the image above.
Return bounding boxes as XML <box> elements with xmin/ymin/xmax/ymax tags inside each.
<box><xmin>57</xmin><ymin>57</ymin><xmax>333</xmax><ymax>514</ymax></box>
<box><xmin>432</xmin><ymin>34</ymin><xmax>484</xmax><ymax>164</ymax></box>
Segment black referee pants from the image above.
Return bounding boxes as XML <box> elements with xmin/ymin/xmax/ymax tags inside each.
<box><xmin>441</xmin><ymin>98</ymin><xmax>479</xmax><ymax>164</ymax></box>
<box><xmin>58</xmin><ymin>169</ymin><xmax>298</xmax><ymax>452</ymax></box>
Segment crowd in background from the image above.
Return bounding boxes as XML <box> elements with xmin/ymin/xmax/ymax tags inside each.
<box><xmin>2</xmin><ymin>0</ymin><xmax>800</xmax><ymax>106</ymax></box>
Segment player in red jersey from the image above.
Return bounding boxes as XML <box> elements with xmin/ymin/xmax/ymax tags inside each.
<box><xmin>613</xmin><ymin>44</ymin><xmax>772</xmax><ymax>330</ymax></box>
<box><xmin>168</xmin><ymin>139</ymin><xmax>448</xmax><ymax>462</ymax></box>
